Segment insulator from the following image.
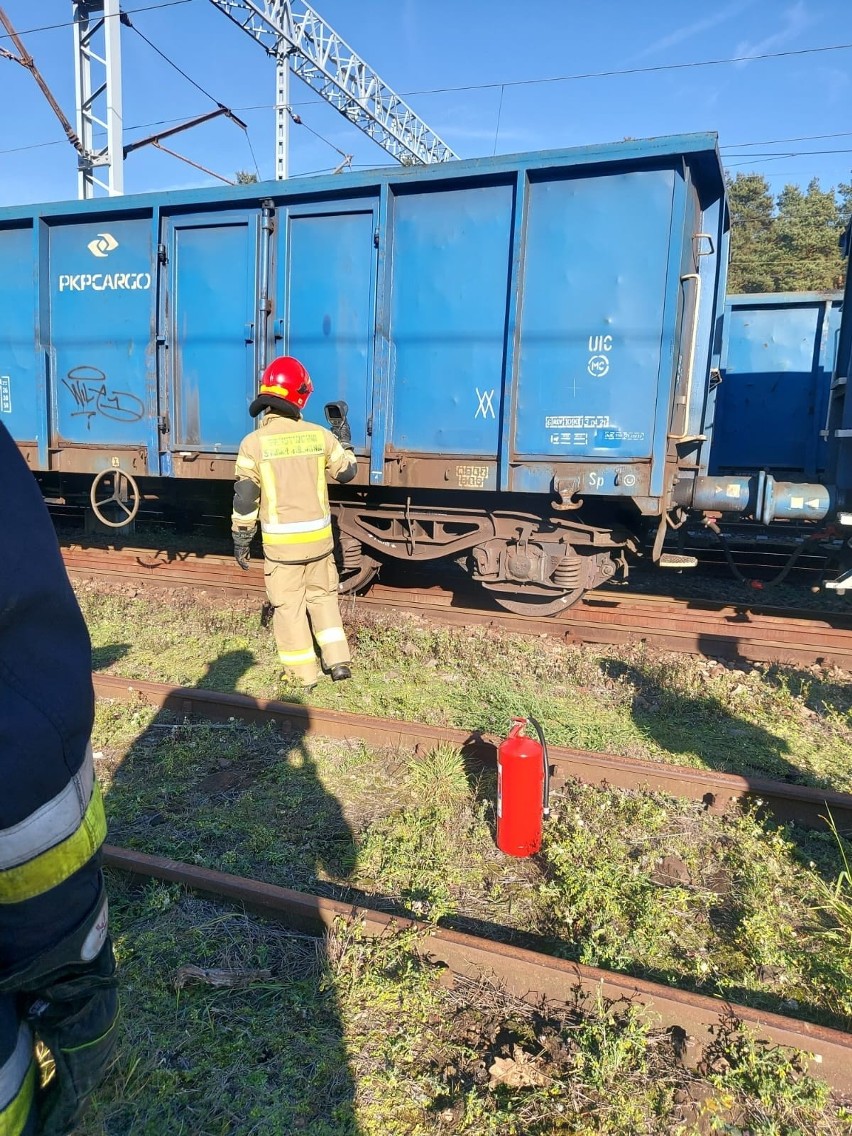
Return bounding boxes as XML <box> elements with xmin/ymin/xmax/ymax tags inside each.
<box><xmin>551</xmin><ymin>554</ymin><xmax>582</xmax><ymax>590</ymax></box>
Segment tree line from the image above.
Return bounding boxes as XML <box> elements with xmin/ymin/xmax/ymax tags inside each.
<box><xmin>726</xmin><ymin>172</ymin><xmax>851</xmax><ymax>293</ymax></box>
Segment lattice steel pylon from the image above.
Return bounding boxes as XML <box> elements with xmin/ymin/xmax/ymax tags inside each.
<box><xmin>207</xmin><ymin>0</ymin><xmax>458</xmax><ymax>178</ymax></box>
<box><xmin>73</xmin><ymin>0</ymin><xmax>124</xmax><ymax>198</ymax></box>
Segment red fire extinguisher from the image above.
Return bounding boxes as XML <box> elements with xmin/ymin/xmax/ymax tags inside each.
<box><xmin>496</xmin><ymin>716</ymin><xmax>551</xmax><ymax>857</ymax></box>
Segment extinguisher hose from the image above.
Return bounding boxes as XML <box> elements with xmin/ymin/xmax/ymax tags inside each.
<box><xmin>527</xmin><ymin>715</ymin><xmax>551</xmax><ymax>819</ymax></box>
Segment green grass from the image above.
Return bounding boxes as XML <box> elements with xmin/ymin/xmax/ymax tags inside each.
<box><xmin>76</xmin><ymin>875</ymin><xmax>851</xmax><ymax>1136</ymax></box>
<box><xmin>77</xmin><ymin>583</ymin><xmax>852</xmax><ymax>793</ymax></box>
<box><xmin>93</xmin><ymin>704</ymin><xmax>852</xmax><ymax>1033</ymax></box>
<box><xmin>538</xmin><ymin>783</ymin><xmax>852</xmax><ymax>1027</ymax></box>
<box><xmin>74</xmin><ymin>580</ymin><xmax>852</xmax><ymax>1131</ymax></box>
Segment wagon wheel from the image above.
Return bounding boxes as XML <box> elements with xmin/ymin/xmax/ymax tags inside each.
<box><xmin>90</xmin><ymin>469</ymin><xmax>141</xmax><ymax>527</ymax></box>
<box><xmin>482</xmin><ymin>583</ymin><xmax>586</xmax><ymax>616</ymax></box>
<box><xmin>338</xmin><ymin>552</ymin><xmax>381</xmax><ymax>594</ymax></box>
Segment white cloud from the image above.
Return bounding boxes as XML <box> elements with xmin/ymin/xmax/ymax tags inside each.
<box><xmin>635</xmin><ymin>0</ymin><xmax>756</xmax><ymax>59</ymax></box>
<box><xmin>733</xmin><ymin>0</ymin><xmax>815</xmax><ymax>64</ymax></box>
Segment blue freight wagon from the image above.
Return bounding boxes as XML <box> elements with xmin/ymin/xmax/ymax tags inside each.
<box><xmin>710</xmin><ymin>292</ymin><xmax>842</xmax><ymax>482</ymax></box>
<box><xmin>0</xmin><ymin>133</ymin><xmax>737</xmax><ymax>611</ymax></box>
<box><xmin>824</xmin><ymin>223</ymin><xmax>852</xmax><ymax>592</ymax></box>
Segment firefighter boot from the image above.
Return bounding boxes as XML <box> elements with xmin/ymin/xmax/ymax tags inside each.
<box><xmin>330</xmin><ymin>664</ymin><xmax>351</xmax><ymax>682</ymax></box>
<box><xmin>27</xmin><ymin>940</ymin><xmax>119</xmax><ymax>1136</ymax></box>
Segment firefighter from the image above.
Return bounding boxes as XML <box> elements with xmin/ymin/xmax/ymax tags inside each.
<box><xmin>0</xmin><ymin>422</ymin><xmax>118</xmax><ymax>1135</ymax></box>
<box><xmin>232</xmin><ymin>356</ymin><xmax>358</xmax><ymax>691</ymax></box>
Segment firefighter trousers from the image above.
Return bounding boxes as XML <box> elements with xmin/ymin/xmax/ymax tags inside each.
<box><xmin>0</xmin><ymin>936</ymin><xmax>118</xmax><ymax>1136</ymax></box>
<box><xmin>0</xmin><ymin>996</ymin><xmax>35</xmax><ymax>1135</ymax></box>
<box><xmin>264</xmin><ymin>553</ymin><xmax>351</xmax><ymax>687</ymax></box>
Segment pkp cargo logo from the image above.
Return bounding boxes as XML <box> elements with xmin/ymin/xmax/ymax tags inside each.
<box><xmin>58</xmin><ymin>230</ymin><xmax>150</xmax><ymax>292</ymax></box>
<box><xmin>87</xmin><ymin>232</ymin><xmax>119</xmax><ymax>258</ymax></box>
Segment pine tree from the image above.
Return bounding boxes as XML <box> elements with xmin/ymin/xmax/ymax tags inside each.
<box><xmin>726</xmin><ymin>173</ymin><xmax>848</xmax><ymax>292</ymax></box>
<box><xmin>774</xmin><ymin>179</ymin><xmax>846</xmax><ymax>290</ymax></box>
<box><xmin>726</xmin><ymin>173</ymin><xmax>778</xmax><ymax>293</ymax></box>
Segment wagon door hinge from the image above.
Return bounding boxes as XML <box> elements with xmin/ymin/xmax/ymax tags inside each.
<box><xmin>158</xmin><ymin>414</ymin><xmax>169</xmax><ymax>434</ymax></box>
<box><xmin>157</xmin><ymin>243</ymin><xmax>168</xmax><ymax>265</ymax></box>
<box><xmin>373</xmin><ymin>229</ymin><xmax>380</xmax><ymax>249</ymax></box>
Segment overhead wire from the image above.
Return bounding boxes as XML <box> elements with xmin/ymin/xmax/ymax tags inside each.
<box><xmin>284</xmin><ymin>108</ymin><xmax>351</xmax><ymax>162</ymax></box>
<box><xmin>721</xmin><ymin>130</ymin><xmax>852</xmax><ymax>150</ymax></box>
<box><xmin>0</xmin><ymin>0</ymin><xmax>194</xmax><ymax>41</ymax></box>
<box><xmin>124</xmin><ymin>12</ymin><xmax>267</xmax><ymax>179</ymax></box>
<box><xmin>123</xmin><ymin>14</ymin><xmax>226</xmax><ymax>108</ymax></box>
<box><xmin>725</xmin><ymin>150</ymin><xmax>852</xmax><ymax>168</ymax></box>
<box><xmin>124</xmin><ymin>13</ymin><xmax>352</xmax><ymax>175</ymax></box>
<box><xmin>0</xmin><ymin>137</ymin><xmax>64</xmax><ymax>156</ymax></box>
<box><xmin>242</xmin><ymin>125</ymin><xmax>262</xmax><ymax>180</ymax></box>
<box><xmin>3</xmin><ymin>11</ymin><xmax>851</xmax><ymax>178</ymax></box>
<box><xmin>491</xmin><ymin>84</ymin><xmax>505</xmax><ymax>158</ymax></box>
<box><xmin>397</xmin><ymin>40</ymin><xmax>852</xmax><ymax>96</ymax></box>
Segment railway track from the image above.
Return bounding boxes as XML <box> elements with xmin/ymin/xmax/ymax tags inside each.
<box><xmin>65</xmin><ymin>544</ymin><xmax>852</xmax><ymax>668</ymax></box>
<box><xmin>103</xmin><ymin>843</ymin><xmax>852</xmax><ymax>1097</ymax></box>
<box><xmin>93</xmin><ymin>678</ymin><xmax>852</xmax><ymax>1094</ymax></box>
<box><xmin>93</xmin><ymin>673</ymin><xmax>852</xmax><ymax>833</ymax></box>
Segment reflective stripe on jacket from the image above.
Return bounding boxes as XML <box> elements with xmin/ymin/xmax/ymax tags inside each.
<box><xmin>232</xmin><ymin>413</ymin><xmax>356</xmax><ymax>563</ymax></box>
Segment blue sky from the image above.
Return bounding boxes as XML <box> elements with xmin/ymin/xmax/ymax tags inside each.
<box><xmin>0</xmin><ymin>0</ymin><xmax>850</xmax><ymax>207</ymax></box>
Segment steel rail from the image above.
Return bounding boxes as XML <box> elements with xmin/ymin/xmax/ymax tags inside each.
<box><xmin>102</xmin><ymin>844</ymin><xmax>852</xmax><ymax>1095</ymax></box>
<box><xmin>65</xmin><ymin>548</ymin><xmax>852</xmax><ymax>668</ymax></box>
<box><xmin>61</xmin><ymin>542</ymin><xmax>852</xmax><ymax>620</ymax></box>
<box><xmin>92</xmin><ymin>674</ymin><xmax>852</xmax><ymax>829</ymax></box>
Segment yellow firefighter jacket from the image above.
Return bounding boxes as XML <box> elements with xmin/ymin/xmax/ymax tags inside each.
<box><xmin>232</xmin><ymin>412</ymin><xmax>356</xmax><ymax>563</ymax></box>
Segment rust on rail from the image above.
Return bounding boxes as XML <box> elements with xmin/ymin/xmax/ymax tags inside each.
<box><xmin>103</xmin><ymin>844</ymin><xmax>852</xmax><ymax>1096</ymax></box>
<box><xmin>65</xmin><ymin>545</ymin><xmax>852</xmax><ymax>669</ymax></box>
<box><xmin>92</xmin><ymin>674</ymin><xmax>852</xmax><ymax>831</ymax></box>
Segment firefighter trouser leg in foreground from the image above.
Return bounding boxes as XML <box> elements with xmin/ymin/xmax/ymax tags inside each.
<box><xmin>0</xmin><ymin>889</ymin><xmax>119</xmax><ymax>1136</ymax></box>
<box><xmin>264</xmin><ymin>555</ymin><xmax>351</xmax><ymax>686</ymax></box>
<box><xmin>0</xmin><ymin>996</ymin><xmax>36</xmax><ymax>1136</ymax></box>
<box><xmin>25</xmin><ymin>939</ymin><xmax>118</xmax><ymax>1136</ymax></box>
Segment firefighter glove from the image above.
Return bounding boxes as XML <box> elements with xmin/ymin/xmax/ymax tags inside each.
<box><xmin>324</xmin><ymin>401</ymin><xmax>352</xmax><ymax>447</ymax></box>
<box><xmin>27</xmin><ymin>939</ymin><xmax>119</xmax><ymax>1136</ymax></box>
<box><xmin>232</xmin><ymin>528</ymin><xmax>254</xmax><ymax>571</ymax></box>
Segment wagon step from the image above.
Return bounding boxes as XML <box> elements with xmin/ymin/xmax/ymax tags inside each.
<box><xmin>657</xmin><ymin>553</ymin><xmax>698</xmax><ymax>569</ymax></box>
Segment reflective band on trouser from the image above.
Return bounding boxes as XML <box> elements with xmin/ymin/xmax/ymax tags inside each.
<box><xmin>0</xmin><ymin>783</ymin><xmax>107</xmax><ymax>905</ymax></box>
<box><xmin>315</xmin><ymin>627</ymin><xmax>345</xmax><ymax>646</ymax></box>
<box><xmin>278</xmin><ymin>647</ymin><xmax>320</xmax><ymax>687</ymax></box>
<box><xmin>279</xmin><ymin>648</ymin><xmax>317</xmax><ymax>667</ymax></box>
<box><xmin>0</xmin><ymin>1024</ymin><xmax>35</xmax><ymax>1136</ymax></box>
<box><xmin>0</xmin><ymin>745</ymin><xmax>94</xmax><ymax>871</ymax></box>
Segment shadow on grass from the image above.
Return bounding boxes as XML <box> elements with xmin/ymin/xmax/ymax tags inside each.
<box><xmin>97</xmin><ymin>646</ymin><xmax>361</xmax><ymax>1135</ymax></box>
<box><xmin>760</xmin><ymin>662</ymin><xmax>852</xmax><ymax>719</ymax></box>
<box><xmin>91</xmin><ymin>642</ymin><xmax>131</xmax><ymax>670</ymax></box>
<box><xmin>599</xmin><ymin>655</ymin><xmax>835</xmax><ymax>791</ymax></box>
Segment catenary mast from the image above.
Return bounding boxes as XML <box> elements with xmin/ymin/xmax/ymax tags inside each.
<box><xmin>68</xmin><ymin>0</ymin><xmax>457</xmax><ymax>198</ymax></box>
<box><xmin>206</xmin><ymin>0</ymin><xmax>458</xmax><ymax>178</ymax></box>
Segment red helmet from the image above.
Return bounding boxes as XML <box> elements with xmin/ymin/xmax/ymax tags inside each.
<box><xmin>250</xmin><ymin>356</ymin><xmax>314</xmax><ymax>417</ymax></box>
